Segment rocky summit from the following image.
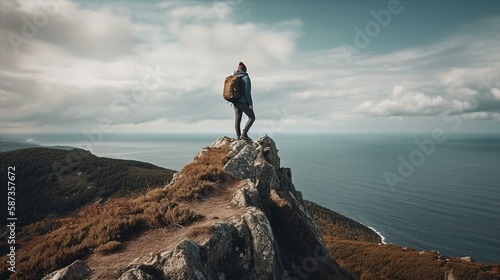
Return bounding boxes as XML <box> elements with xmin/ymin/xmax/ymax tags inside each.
<box><xmin>43</xmin><ymin>136</ymin><xmax>350</xmax><ymax>280</ymax></box>
<box><xmin>24</xmin><ymin>135</ymin><xmax>500</xmax><ymax>280</ymax></box>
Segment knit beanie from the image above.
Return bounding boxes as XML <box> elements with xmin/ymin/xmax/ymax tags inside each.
<box><xmin>238</xmin><ymin>62</ymin><xmax>247</xmax><ymax>72</ymax></box>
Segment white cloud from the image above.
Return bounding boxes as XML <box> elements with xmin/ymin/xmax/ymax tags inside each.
<box><xmin>290</xmin><ymin>90</ymin><xmax>343</xmax><ymax>101</ymax></box>
<box><xmin>0</xmin><ymin>0</ymin><xmax>302</xmax><ymax>132</ymax></box>
<box><xmin>3</xmin><ymin>0</ymin><xmax>139</xmax><ymax>60</ymax></box>
<box><xmin>354</xmin><ymin>86</ymin><xmax>446</xmax><ymax>116</ymax></box>
<box><xmin>461</xmin><ymin>112</ymin><xmax>500</xmax><ymax>121</ymax></box>
<box><xmin>0</xmin><ymin>1</ymin><xmax>499</xmax><ymax>134</ymax></box>
<box><xmin>492</xmin><ymin>88</ymin><xmax>500</xmax><ymax>100</ymax></box>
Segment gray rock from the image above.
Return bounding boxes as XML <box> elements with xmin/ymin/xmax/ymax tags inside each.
<box><xmin>211</xmin><ymin>136</ymin><xmax>233</xmax><ymax>148</ymax></box>
<box><xmin>445</xmin><ymin>269</ymin><xmax>456</xmax><ymax>280</ymax></box>
<box><xmin>41</xmin><ymin>260</ymin><xmax>91</xmax><ymax>280</ymax></box>
<box><xmin>228</xmin><ymin>139</ymin><xmax>249</xmax><ymax>157</ymax></box>
<box><xmin>200</xmin><ymin>222</ymin><xmax>249</xmax><ymax>279</ymax></box>
<box><xmin>223</xmin><ymin>144</ymin><xmax>256</xmax><ymax>180</ymax></box>
<box><xmin>162</xmin><ymin>240</ymin><xmax>208</xmax><ymax>280</ymax></box>
<box><xmin>112</xmin><ymin>135</ymin><xmax>350</xmax><ymax>280</ymax></box>
<box><xmin>242</xmin><ymin>208</ymin><xmax>280</xmax><ymax>279</ymax></box>
<box><xmin>257</xmin><ymin>136</ymin><xmax>280</xmax><ymax>169</ymax></box>
<box><xmin>461</xmin><ymin>256</ymin><xmax>473</xmax><ymax>262</ymax></box>
<box><xmin>230</xmin><ymin>180</ymin><xmax>263</xmax><ymax>209</ymax></box>
<box><xmin>118</xmin><ymin>268</ymin><xmax>157</xmax><ymax>280</ymax></box>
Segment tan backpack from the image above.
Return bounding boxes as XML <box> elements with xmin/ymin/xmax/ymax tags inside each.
<box><xmin>223</xmin><ymin>75</ymin><xmax>243</xmax><ymax>102</ymax></box>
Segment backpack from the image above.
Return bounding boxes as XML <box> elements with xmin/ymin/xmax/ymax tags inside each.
<box><xmin>223</xmin><ymin>75</ymin><xmax>243</xmax><ymax>102</ymax></box>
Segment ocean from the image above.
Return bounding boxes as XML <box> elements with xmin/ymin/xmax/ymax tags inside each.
<box><xmin>3</xmin><ymin>132</ymin><xmax>500</xmax><ymax>263</ymax></box>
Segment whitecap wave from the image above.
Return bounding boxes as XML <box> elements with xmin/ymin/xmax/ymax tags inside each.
<box><xmin>367</xmin><ymin>225</ymin><xmax>386</xmax><ymax>244</ymax></box>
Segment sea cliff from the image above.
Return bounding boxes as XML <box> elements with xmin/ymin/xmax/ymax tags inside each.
<box><xmin>1</xmin><ymin>136</ymin><xmax>499</xmax><ymax>280</ymax></box>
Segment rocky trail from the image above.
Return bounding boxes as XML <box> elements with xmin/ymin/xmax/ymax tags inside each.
<box><xmin>86</xmin><ymin>180</ymin><xmax>245</xmax><ymax>279</ymax></box>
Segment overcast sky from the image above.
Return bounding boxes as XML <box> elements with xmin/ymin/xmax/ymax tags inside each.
<box><xmin>1</xmin><ymin>0</ymin><xmax>499</xmax><ymax>135</ymax></box>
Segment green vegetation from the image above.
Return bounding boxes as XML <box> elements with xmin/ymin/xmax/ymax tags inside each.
<box><xmin>305</xmin><ymin>201</ymin><xmax>381</xmax><ymax>243</ymax></box>
<box><xmin>0</xmin><ymin>148</ymin><xmax>176</xmax><ymax>226</ymax></box>
<box><xmin>0</xmin><ymin>143</ymin><xmax>231</xmax><ymax>280</ymax></box>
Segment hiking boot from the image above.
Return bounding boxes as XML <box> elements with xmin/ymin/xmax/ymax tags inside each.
<box><xmin>241</xmin><ymin>131</ymin><xmax>252</xmax><ymax>141</ymax></box>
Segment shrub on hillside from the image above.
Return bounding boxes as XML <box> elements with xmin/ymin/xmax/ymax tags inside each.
<box><xmin>97</xmin><ymin>241</ymin><xmax>122</xmax><ymax>255</ymax></box>
<box><xmin>307</xmin><ymin>202</ymin><xmax>500</xmax><ymax>280</ymax></box>
<box><xmin>167</xmin><ymin>145</ymin><xmax>231</xmax><ymax>200</ymax></box>
<box><xmin>0</xmin><ymin>141</ymin><xmax>231</xmax><ymax>280</ymax></box>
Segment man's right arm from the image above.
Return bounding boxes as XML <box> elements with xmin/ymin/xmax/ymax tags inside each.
<box><xmin>243</xmin><ymin>76</ymin><xmax>253</xmax><ymax>107</ymax></box>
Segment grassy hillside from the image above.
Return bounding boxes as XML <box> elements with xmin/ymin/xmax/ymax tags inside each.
<box><xmin>0</xmin><ymin>137</ymin><xmax>76</xmax><ymax>152</ymax></box>
<box><xmin>0</xmin><ymin>148</ymin><xmax>176</xmax><ymax>227</ymax></box>
<box><xmin>0</xmin><ymin>143</ymin><xmax>231</xmax><ymax>280</ymax></box>
<box><xmin>1</xmin><ymin>144</ymin><xmax>498</xmax><ymax>280</ymax></box>
<box><xmin>306</xmin><ymin>201</ymin><xmax>500</xmax><ymax>280</ymax></box>
<box><xmin>305</xmin><ymin>201</ymin><xmax>381</xmax><ymax>243</ymax></box>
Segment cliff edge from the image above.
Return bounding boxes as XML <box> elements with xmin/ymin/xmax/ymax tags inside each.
<box><xmin>8</xmin><ymin>135</ymin><xmax>500</xmax><ymax>280</ymax></box>
<box><xmin>120</xmin><ymin>135</ymin><xmax>350</xmax><ymax>279</ymax></box>
<box><xmin>41</xmin><ymin>135</ymin><xmax>350</xmax><ymax>280</ymax></box>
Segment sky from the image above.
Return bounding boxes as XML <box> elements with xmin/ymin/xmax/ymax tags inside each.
<box><xmin>1</xmin><ymin>0</ymin><xmax>499</xmax><ymax>135</ymax></box>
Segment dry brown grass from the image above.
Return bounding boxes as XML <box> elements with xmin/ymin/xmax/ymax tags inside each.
<box><xmin>0</xmin><ymin>141</ymin><xmax>232</xmax><ymax>280</ymax></box>
<box><xmin>307</xmin><ymin>202</ymin><xmax>500</xmax><ymax>280</ymax></box>
<box><xmin>305</xmin><ymin>201</ymin><xmax>381</xmax><ymax>243</ymax></box>
<box><xmin>97</xmin><ymin>241</ymin><xmax>122</xmax><ymax>255</ymax></box>
<box><xmin>325</xmin><ymin>238</ymin><xmax>500</xmax><ymax>280</ymax></box>
<box><xmin>187</xmin><ymin>225</ymin><xmax>214</xmax><ymax>240</ymax></box>
<box><xmin>167</xmin><ymin>145</ymin><xmax>232</xmax><ymax>200</ymax></box>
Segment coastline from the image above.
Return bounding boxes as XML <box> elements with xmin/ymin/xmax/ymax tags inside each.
<box><xmin>366</xmin><ymin>225</ymin><xmax>386</xmax><ymax>244</ymax></box>
<box><xmin>3</xmin><ymin>133</ymin><xmax>500</xmax><ymax>263</ymax></box>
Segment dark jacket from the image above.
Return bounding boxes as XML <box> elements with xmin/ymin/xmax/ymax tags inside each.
<box><xmin>233</xmin><ymin>69</ymin><xmax>252</xmax><ymax>105</ymax></box>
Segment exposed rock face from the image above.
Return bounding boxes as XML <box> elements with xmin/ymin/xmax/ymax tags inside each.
<box><xmin>41</xmin><ymin>260</ymin><xmax>91</xmax><ymax>280</ymax></box>
<box><xmin>44</xmin><ymin>136</ymin><xmax>350</xmax><ymax>280</ymax></box>
<box><xmin>152</xmin><ymin>135</ymin><xmax>349</xmax><ymax>279</ymax></box>
<box><xmin>460</xmin><ymin>256</ymin><xmax>472</xmax><ymax>262</ymax></box>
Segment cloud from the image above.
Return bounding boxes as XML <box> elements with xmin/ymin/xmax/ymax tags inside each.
<box><xmin>461</xmin><ymin>112</ymin><xmax>500</xmax><ymax>121</ymax></box>
<box><xmin>0</xmin><ymin>1</ymin><xmax>499</xmax><ymax>133</ymax></box>
<box><xmin>1</xmin><ymin>0</ymin><xmax>139</xmax><ymax>61</ymax></box>
<box><xmin>492</xmin><ymin>88</ymin><xmax>500</xmax><ymax>100</ymax></box>
<box><xmin>0</xmin><ymin>0</ymin><xmax>302</xmax><ymax>132</ymax></box>
<box><xmin>439</xmin><ymin>67</ymin><xmax>500</xmax><ymax>116</ymax></box>
<box><xmin>347</xmin><ymin>16</ymin><xmax>500</xmax><ymax>122</ymax></box>
<box><xmin>354</xmin><ymin>86</ymin><xmax>447</xmax><ymax>116</ymax></box>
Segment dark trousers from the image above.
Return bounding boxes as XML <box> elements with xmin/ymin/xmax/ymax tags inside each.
<box><xmin>233</xmin><ymin>102</ymin><xmax>255</xmax><ymax>136</ymax></box>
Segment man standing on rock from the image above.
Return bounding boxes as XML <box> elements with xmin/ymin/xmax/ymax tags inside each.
<box><xmin>232</xmin><ymin>62</ymin><xmax>255</xmax><ymax>141</ymax></box>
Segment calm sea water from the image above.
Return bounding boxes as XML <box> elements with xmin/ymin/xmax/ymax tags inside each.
<box><xmin>4</xmin><ymin>132</ymin><xmax>500</xmax><ymax>263</ymax></box>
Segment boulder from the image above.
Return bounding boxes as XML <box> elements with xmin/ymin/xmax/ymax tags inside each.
<box><xmin>41</xmin><ymin>260</ymin><xmax>91</xmax><ymax>280</ymax></box>
<box><xmin>461</xmin><ymin>256</ymin><xmax>473</xmax><ymax>262</ymax></box>
<box><xmin>162</xmin><ymin>240</ymin><xmax>208</xmax><ymax>279</ymax></box>
<box><xmin>118</xmin><ymin>268</ymin><xmax>157</xmax><ymax>280</ymax></box>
